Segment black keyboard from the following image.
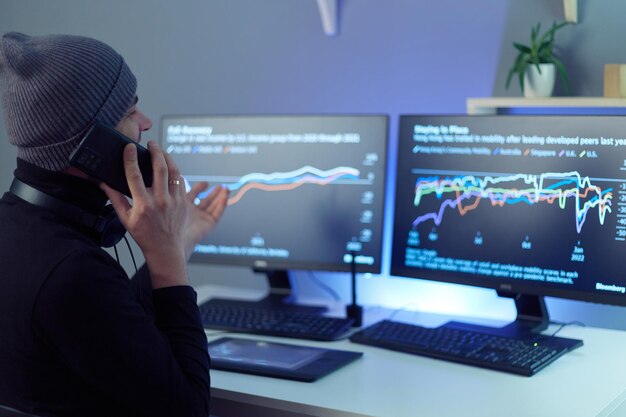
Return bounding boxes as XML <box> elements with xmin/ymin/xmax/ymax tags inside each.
<box><xmin>198</xmin><ymin>300</ymin><xmax>354</xmax><ymax>341</ymax></box>
<box><xmin>349</xmin><ymin>320</ymin><xmax>583</xmax><ymax>376</ymax></box>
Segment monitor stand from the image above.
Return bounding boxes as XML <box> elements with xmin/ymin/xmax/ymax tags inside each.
<box><xmin>440</xmin><ymin>291</ymin><xmax>582</xmax><ymax>350</ymax></box>
<box><xmin>203</xmin><ymin>268</ymin><xmax>328</xmax><ymax>314</ymax></box>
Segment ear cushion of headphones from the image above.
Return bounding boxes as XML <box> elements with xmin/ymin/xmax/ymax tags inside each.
<box><xmin>9</xmin><ymin>178</ymin><xmax>126</xmax><ymax>248</ymax></box>
<box><xmin>97</xmin><ymin>205</ymin><xmax>127</xmax><ymax>248</ymax></box>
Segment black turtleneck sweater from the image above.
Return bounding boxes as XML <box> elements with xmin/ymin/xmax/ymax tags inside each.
<box><xmin>0</xmin><ymin>160</ymin><xmax>210</xmax><ymax>417</ymax></box>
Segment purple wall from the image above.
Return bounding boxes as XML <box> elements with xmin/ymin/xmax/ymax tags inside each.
<box><xmin>4</xmin><ymin>0</ymin><xmax>626</xmax><ymax>328</ymax></box>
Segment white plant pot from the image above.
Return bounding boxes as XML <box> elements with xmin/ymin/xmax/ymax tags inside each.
<box><xmin>523</xmin><ymin>63</ymin><xmax>556</xmax><ymax>98</ymax></box>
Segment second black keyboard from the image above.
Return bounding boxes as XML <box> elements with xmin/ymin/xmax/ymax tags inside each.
<box><xmin>198</xmin><ymin>301</ymin><xmax>354</xmax><ymax>341</ymax></box>
<box><xmin>349</xmin><ymin>319</ymin><xmax>583</xmax><ymax>376</ymax></box>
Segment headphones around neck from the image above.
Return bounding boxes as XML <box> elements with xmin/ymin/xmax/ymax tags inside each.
<box><xmin>9</xmin><ymin>178</ymin><xmax>126</xmax><ymax>248</ymax></box>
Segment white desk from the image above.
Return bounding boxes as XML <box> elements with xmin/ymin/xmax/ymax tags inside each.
<box><xmin>197</xmin><ymin>285</ymin><xmax>626</xmax><ymax>417</ymax></box>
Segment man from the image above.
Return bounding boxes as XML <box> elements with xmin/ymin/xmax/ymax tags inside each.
<box><xmin>0</xmin><ymin>32</ymin><xmax>228</xmax><ymax>416</ymax></box>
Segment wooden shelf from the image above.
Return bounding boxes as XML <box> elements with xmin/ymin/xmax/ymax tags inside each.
<box><xmin>466</xmin><ymin>97</ymin><xmax>626</xmax><ymax>115</ymax></box>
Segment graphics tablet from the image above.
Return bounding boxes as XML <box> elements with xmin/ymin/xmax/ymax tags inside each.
<box><xmin>207</xmin><ymin>337</ymin><xmax>363</xmax><ymax>382</ymax></box>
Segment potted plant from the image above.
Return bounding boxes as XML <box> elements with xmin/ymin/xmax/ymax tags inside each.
<box><xmin>505</xmin><ymin>21</ymin><xmax>570</xmax><ymax>97</ymax></box>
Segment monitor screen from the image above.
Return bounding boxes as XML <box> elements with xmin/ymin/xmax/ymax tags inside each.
<box><xmin>161</xmin><ymin>115</ymin><xmax>388</xmax><ymax>273</ymax></box>
<box><xmin>392</xmin><ymin>115</ymin><xmax>626</xmax><ymax>307</ymax></box>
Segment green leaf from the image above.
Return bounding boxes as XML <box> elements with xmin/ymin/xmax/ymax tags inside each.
<box><xmin>551</xmin><ymin>57</ymin><xmax>570</xmax><ymax>94</ymax></box>
<box><xmin>505</xmin><ymin>20</ymin><xmax>570</xmax><ymax>95</ymax></box>
<box><xmin>531</xmin><ymin>23</ymin><xmax>540</xmax><ymax>45</ymax></box>
<box><xmin>505</xmin><ymin>68</ymin><xmax>515</xmax><ymax>89</ymax></box>
<box><xmin>513</xmin><ymin>42</ymin><xmax>531</xmax><ymax>53</ymax></box>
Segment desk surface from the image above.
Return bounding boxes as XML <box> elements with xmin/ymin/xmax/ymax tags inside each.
<box><xmin>197</xmin><ymin>285</ymin><xmax>626</xmax><ymax>417</ymax></box>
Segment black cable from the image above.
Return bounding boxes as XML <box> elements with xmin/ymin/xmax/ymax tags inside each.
<box><xmin>345</xmin><ymin>251</ymin><xmax>363</xmax><ymax>327</ymax></box>
<box><xmin>388</xmin><ymin>303</ymin><xmax>421</xmax><ymax>321</ymax></box>
<box><xmin>122</xmin><ymin>236</ymin><xmax>141</xmax><ymax>305</ymax></box>
<box><xmin>549</xmin><ymin>320</ymin><xmax>586</xmax><ymax>337</ymax></box>
<box><xmin>307</xmin><ymin>271</ymin><xmax>341</xmax><ymax>301</ymax></box>
<box><xmin>350</xmin><ymin>252</ymin><xmax>357</xmax><ymax>306</ymax></box>
<box><xmin>123</xmin><ymin>236</ymin><xmax>138</xmax><ymax>273</ymax></box>
<box><xmin>113</xmin><ymin>244</ymin><xmax>120</xmax><ymax>263</ymax></box>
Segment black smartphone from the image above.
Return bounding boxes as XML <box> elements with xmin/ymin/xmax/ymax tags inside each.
<box><xmin>69</xmin><ymin>122</ymin><xmax>153</xmax><ymax>197</ymax></box>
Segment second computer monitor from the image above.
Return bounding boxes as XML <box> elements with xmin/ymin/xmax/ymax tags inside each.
<box><xmin>392</xmin><ymin>114</ymin><xmax>626</xmax><ymax>308</ymax></box>
<box><xmin>161</xmin><ymin>114</ymin><xmax>388</xmax><ymax>274</ymax></box>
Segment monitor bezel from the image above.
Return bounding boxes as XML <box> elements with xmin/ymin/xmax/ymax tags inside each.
<box><xmin>391</xmin><ymin>113</ymin><xmax>626</xmax><ymax>308</ymax></box>
<box><xmin>160</xmin><ymin>113</ymin><xmax>390</xmax><ymax>274</ymax></box>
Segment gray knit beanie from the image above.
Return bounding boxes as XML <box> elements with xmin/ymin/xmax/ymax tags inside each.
<box><xmin>0</xmin><ymin>32</ymin><xmax>137</xmax><ymax>171</ymax></box>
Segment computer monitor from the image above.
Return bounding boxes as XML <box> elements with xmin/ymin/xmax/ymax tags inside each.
<box><xmin>161</xmin><ymin>114</ymin><xmax>388</xmax><ymax>309</ymax></box>
<box><xmin>392</xmin><ymin>114</ymin><xmax>626</xmax><ymax>336</ymax></box>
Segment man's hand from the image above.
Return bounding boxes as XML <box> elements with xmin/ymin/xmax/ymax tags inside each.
<box><xmin>101</xmin><ymin>141</ymin><xmax>189</xmax><ymax>288</ymax></box>
<box><xmin>182</xmin><ymin>182</ymin><xmax>229</xmax><ymax>261</ymax></box>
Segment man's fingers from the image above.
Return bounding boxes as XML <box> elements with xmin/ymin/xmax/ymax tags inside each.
<box><xmin>187</xmin><ymin>182</ymin><xmax>209</xmax><ymax>202</ymax></box>
<box><xmin>197</xmin><ymin>185</ymin><xmax>222</xmax><ymax>210</ymax></box>
<box><xmin>123</xmin><ymin>144</ymin><xmax>150</xmax><ymax>200</ymax></box>
<box><xmin>162</xmin><ymin>151</ymin><xmax>184</xmax><ymax>196</ymax></box>
<box><xmin>147</xmin><ymin>141</ymin><xmax>169</xmax><ymax>197</ymax></box>
<box><xmin>203</xmin><ymin>186</ymin><xmax>229</xmax><ymax>218</ymax></box>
